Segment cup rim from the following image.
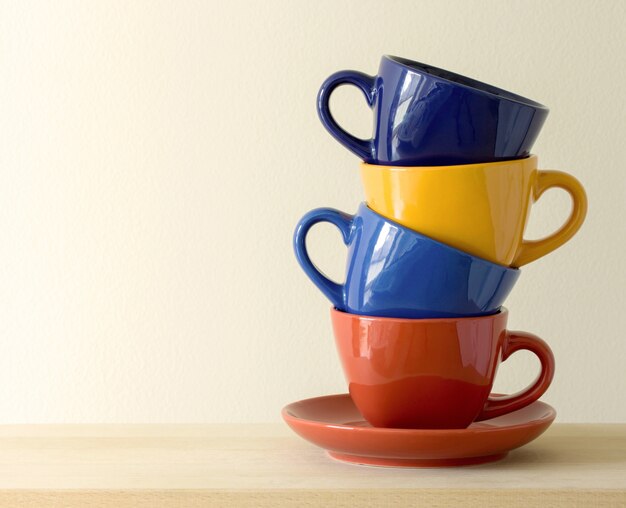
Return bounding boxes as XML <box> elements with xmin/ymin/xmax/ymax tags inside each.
<box><xmin>361</xmin><ymin>154</ymin><xmax>537</xmax><ymax>172</ymax></box>
<box><xmin>384</xmin><ymin>55</ymin><xmax>548</xmax><ymax>111</ymax></box>
<box><xmin>331</xmin><ymin>306</ymin><xmax>508</xmax><ymax>324</ymax></box>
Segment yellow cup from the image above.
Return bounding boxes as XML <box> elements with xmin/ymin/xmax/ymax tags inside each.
<box><xmin>360</xmin><ymin>156</ymin><xmax>587</xmax><ymax>267</ymax></box>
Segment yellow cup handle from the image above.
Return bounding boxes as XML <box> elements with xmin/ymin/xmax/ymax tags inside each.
<box><xmin>513</xmin><ymin>170</ymin><xmax>588</xmax><ymax>267</ymax></box>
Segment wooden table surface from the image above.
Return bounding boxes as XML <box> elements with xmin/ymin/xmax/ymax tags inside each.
<box><xmin>0</xmin><ymin>423</ymin><xmax>623</xmax><ymax>507</ymax></box>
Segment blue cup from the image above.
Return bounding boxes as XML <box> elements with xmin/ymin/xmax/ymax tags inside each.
<box><xmin>293</xmin><ymin>203</ymin><xmax>520</xmax><ymax>319</ymax></box>
<box><xmin>317</xmin><ymin>55</ymin><xmax>549</xmax><ymax>166</ymax></box>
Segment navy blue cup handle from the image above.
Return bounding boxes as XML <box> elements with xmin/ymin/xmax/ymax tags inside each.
<box><xmin>293</xmin><ymin>208</ymin><xmax>353</xmax><ymax>309</ymax></box>
<box><xmin>317</xmin><ymin>70</ymin><xmax>377</xmax><ymax>160</ymax></box>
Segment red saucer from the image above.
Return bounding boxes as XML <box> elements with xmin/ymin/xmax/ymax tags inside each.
<box><xmin>282</xmin><ymin>394</ymin><xmax>556</xmax><ymax>468</ymax></box>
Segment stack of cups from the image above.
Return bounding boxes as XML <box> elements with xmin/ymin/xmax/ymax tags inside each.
<box><xmin>293</xmin><ymin>56</ymin><xmax>587</xmax><ymax>430</ymax></box>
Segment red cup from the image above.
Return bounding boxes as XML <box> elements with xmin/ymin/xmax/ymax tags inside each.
<box><xmin>331</xmin><ymin>307</ymin><xmax>555</xmax><ymax>429</ymax></box>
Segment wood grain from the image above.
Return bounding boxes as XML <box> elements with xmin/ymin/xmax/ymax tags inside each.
<box><xmin>0</xmin><ymin>424</ymin><xmax>622</xmax><ymax>507</ymax></box>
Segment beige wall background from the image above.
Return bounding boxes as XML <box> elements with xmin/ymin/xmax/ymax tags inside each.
<box><xmin>0</xmin><ymin>0</ymin><xmax>624</xmax><ymax>423</ymax></box>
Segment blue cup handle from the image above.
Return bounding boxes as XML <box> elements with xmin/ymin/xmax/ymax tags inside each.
<box><xmin>293</xmin><ymin>208</ymin><xmax>354</xmax><ymax>309</ymax></box>
<box><xmin>317</xmin><ymin>70</ymin><xmax>377</xmax><ymax>160</ymax></box>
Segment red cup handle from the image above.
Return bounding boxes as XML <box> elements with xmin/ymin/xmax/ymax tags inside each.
<box><xmin>475</xmin><ymin>331</ymin><xmax>555</xmax><ymax>422</ymax></box>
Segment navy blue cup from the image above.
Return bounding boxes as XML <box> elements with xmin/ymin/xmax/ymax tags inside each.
<box><xmin>293</xmin><ymin>203</ymin><xmax>520</xmax><ymax>319</ymax></box>
<box><xmin>317</xmin><ymin>55</ymin><xmax>549</xmax><ymax>166</ymax></box>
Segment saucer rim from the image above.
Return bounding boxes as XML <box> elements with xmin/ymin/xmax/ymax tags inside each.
<box><xmin>282</xmin><ymin>393</ymin><xmax>556</xmax><ymax>435</ymax></box>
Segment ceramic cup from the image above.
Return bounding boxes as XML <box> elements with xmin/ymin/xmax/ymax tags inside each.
<box><xmin>317</xmin><ymin>55</ymin><xmax>549</xmax><ymax>166</ymax></box>
<box><xmin>331</xmin><ymin>307</ymin><xmax>555</xmax><ymax>429</ymax></box>
<box><xmin>293</xmin><ymin>203</ymin><xmax>519</xmax><ymax>319</ymax></box>
<box><xmin>361</xmin><ymin>155</ymin><xmax>587</xmax><ymax>267</ymax></box>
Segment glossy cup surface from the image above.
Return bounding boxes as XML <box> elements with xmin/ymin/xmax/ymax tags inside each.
<box><xmin>317</xmin><ymin>55</ymin><xmax>549</xmax><ymax>166</ymax></box>
<box><xmin>331</xmin><ymin>308</ymin><xmax>555</xmax><ymax>429</ymax></box>
<box><xmin>294</xmin><ymin>203</ymin><xmax>519</xmax><ymax>319</ymax></box>
<box><xmin>361</xmin><ymin>155</ymin><xmax>587</xmax><ymax>266</ymax></box>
